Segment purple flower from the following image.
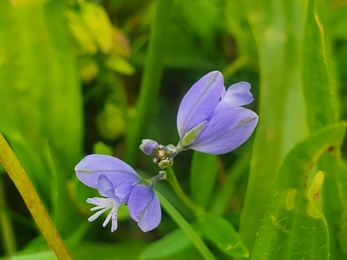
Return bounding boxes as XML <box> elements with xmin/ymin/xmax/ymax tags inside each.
<box><xmin>75</xmin><ymin>154</ymin><xmax>161</xmax><ymax>232</ymax></box>
<box><xmin>176</xmin><ymin>71</ymin><xmax>258</xmax><ymax>154</ymax></box>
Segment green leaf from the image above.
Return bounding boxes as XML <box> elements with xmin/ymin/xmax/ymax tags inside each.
<box><xmin>198</xmin><ymin>212</ymin><xmax>249</xmax><ymax>258</ymax></box>
<box><xmin>178</xmin><ymin>0</ymin><xmax>220</xmax><ymax>40</ymax></box>
<box><xmin>0</xmin><ymin>129</ymin><xmax>50</xmax><ymax>205</ymax></box>
<box><xmin>301</xmin><ymin>1</ymin><xmax>347</xmax><ymax>258</ymax></box>
<box><xmin>0</xmin><ymin>0</ymin><xmax>83</xmax><ymax>235</ymax></box>
<box><xmin>302</xmin><ymin>0</ymin><xmax>339</xmax><ymax>131</ymax></box>
<box><xmin>190</xmin><ymin>151</ymin><xmax>217</xmax><ymax>208</ymax></box>
<box><xmin>105</xmin><ymin>55</ymin><xmax>135</xmax><ymax>75</ymax></box>
<box><xmin>338</xmin><ymin>207</ymin><xmax>347</xmax><ymax>255</ymax></box>
<box><xmin>8</xmin><ymin>251</ymin><xmax>56</xmax><ymax>260</ymax></box>
<box><xmin>251</xmin><ymin>122</ymin><xmax>346</xmax><ymax>260</ymax></box>
<box><xmin>80</xmin><ymin>2</ymin><xmax>115</xmax><ymax>54</ymax></box>
<box><xmin>7</xmin><ymin>242</ymin><xmax>147</xmax><ymax>260</ymax></box>
<box><xmin>238</xmin><ymin>0</ymin><xmax>308</xmax><ymax>250</ymax></box>
<box><xmin>140</xmin><ymin>227</ymin><xmax>194</xmax><ymax>259</ymax></box>
<box><xmin>224</xmin><ymin>1</ymin><xmax>257</xmax><ymax>69</ymax></box>
<box><xmin>71</xmin><ymin>242</ymin><xmax>146</xmax><ymax>260</ymax></box>
<box><xmin>210</xmin><ymin>146</ymin><xmax>252</xmax><ymax>215</ymax></box>
<box><xmin>157</xmin><ymin>192</ymin><xmax>216</xmax><ymax>260</ymax></box>
<box><xmin>66</xmin><ymin>10</ymin><xmax>98</xmax><ymax>55</ymax></box>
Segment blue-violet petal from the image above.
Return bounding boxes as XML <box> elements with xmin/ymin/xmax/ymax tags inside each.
<box><xmin>190</xmin><ymin>108</ymin><xmax>258</xmax><ymax>154</ymax></box>
<box><xmin>176</xmin><ymin>71</ymin><xmax>224</xmax><ymax>138</ymax></box>
<box><xmin>75</xmin><ymin>154</ymin><xmax>140</xmax><ymax>189</ymax></box>
<box><xmin>128</xmin><ymin>185</ymin><xmax>161</xmax><ymax>232</ymax></box>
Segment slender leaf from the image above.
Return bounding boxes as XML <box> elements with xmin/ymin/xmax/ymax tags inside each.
<box><xmin>302</xmin><ymin>0</ymin><xmax>347</xmax><ymax>258</ymax></box>
<box><xmin>140</xmin><ymin>227</ymin><xmax>194</xmax><ymax>259</ymax></box>
<box><xmin>0</xmin><ymin>129</ymin><xmax>50</xmax><ymax>205</ymax></box>
<box><xmin>190</xmin><ymin>152</ymin><xmax>217</xmax><ymax>208</ymax></box>
<box><xmin>198</xmin><ymin>212</ymin><xmax>249</xmax><ymax>258</ymax></box>
<box><xmin>210</xmin><ymin>146</ymin><xmax>251</xmax><ymax>215</ymax></box>
<box><xmin>157</xmin><ymin>192</ymin><xmax>216</xmax><ymax>260</ymax></box>
<box><xmin>8</xmin><ymin>251</ymin><xmax>56</xmax><ymax>260</ymax></box>
<box><xmin>302</xmin><ymin>0</ymin><xmax>339</xmax><ymax>131</ymax></box>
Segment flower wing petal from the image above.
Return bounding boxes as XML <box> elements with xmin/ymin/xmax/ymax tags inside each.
<box><xmin>176</xmin><ymin>71</ymin><xmax>224</xmax><ymax>138</ymax></box>
<box><xmin>128</xmin><ymin>185</ymin><xmax>152</xmax><ymax>220</ymax></box>
<box><xmin>75</xmin><ymin>154</ymin><xmax>139</xmax><ymax>189</ymax></box>
<box><xmin>114</xmin><ymin>183</ymin><xmax>134</xmax><ymax>204</ymax></box>
<box><xmin>190</xmin><ymin>108</ymin><xmax>258</xmax><ymax>154</ymax></box>
<box><xmin>138</xmin><ymin>191</ymin><xmax>161</xmax><ymax>232</ymax></box>
<box><xmin>96</xmin><ymin>174</ymin><xmax>114</xmax><ymax>197</ymax></box>
<box><xmin>213</xmin><ymin>82</ymin><xmax>254</xmax><ymax>115</ymax></box>
<box><xmin>128</xmin><ymin>185</ymin><xmax>161</xmax><ymax>232</ymax></box>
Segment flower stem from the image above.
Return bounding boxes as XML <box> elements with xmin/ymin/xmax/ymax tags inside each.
<box><xmin>0</xmin><ymin>133</ymin><xmax>72</xmax><ymax>260</ymax></box>
<box><xmin>165</xmin><ymin>167</ymin><xmax>202</xmax><ymax>215</ymax></box>
<box><xmin>222</xmin><ymin>56</ymin><xmax>247</xmax><ymax>81</ymax></box>
<box><xmin>124</xmin><ymin>0</ymin><xmax>174</xmax><ymax>165</ymax></box>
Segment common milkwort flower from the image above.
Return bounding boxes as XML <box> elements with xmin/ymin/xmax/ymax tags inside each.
<box><xmin>176</xmin><ymin>71</ymin><xmax>258</xmax><ymax>154</ymax></box>
<box><xmin>75</xmin><ymin>154</ymin><xmax>162</xmax><ymax>232</ymax></box>
<box><xmin>76</xmin><ymin>71</ymin><xmax>258</xmax><ymax>232</ymax></box>
<box><xmin>140</xmin><ymin>71</ymin><xmax>258</xmax><ymax>161</ymax></box>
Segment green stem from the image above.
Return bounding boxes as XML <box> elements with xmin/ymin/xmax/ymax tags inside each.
<box><xmin>165</xmin><ymin>167</ymin><xmax>202</xmax><ymax>215</ymax></box>
<box><xmin>0</xmin><ymin>178</ymin><xmax>16</xmax><ymax>255</ymax></box>
<box><xmin>124</xmin><ymin>0</ymin><xmax>174</xmax><ymax>165</ymax></box>
<box><xmin>0</xmin><ymin>133</ymin><xmax>72</xmax><ymax>260</ymax></box>
<box><xmin>158</xmin><ymin>192</ymin><xmax>216</xmax><ymax>260</ymax></box>
<box><xmin>222</xmin><ymin>56</ymin><xmax>247</xmax><ymax>81</ymax></box>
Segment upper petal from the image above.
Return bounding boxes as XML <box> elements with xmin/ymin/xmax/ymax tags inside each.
<box><xmin>213</xmin><ymin>82</ymin><xmax>254</xmax><ymax>115</ymax></box>
<box><xmin>75</xmin><ymin>154</ymin><xmax>140</xmax><ymax>189</ymax></box>
<box><xmin>176</xmin><ymin>71</ymin><xmax>224</xmax><ymax>138</ymax></box>
<box><xmin>128</xmin><ymin>185</ymin><xmax>161</xmax><ymax>232</ymax></box>
<box><xmin>189</xmin><ymin>108</ymin><xmax>258</xmax><ymax>154</ymax></box>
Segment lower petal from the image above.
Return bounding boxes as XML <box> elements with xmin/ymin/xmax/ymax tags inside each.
<box><xmin>190</xmin><ymin>108</ymin><xmax>258</xmax><ymax>154</ymax></box>
<box><xmin>128</xmin><ymin>185</ymin><xmax>161</xmax><ymax>232</ymax></box>
<box><xmin>128</xmin><ymin>185</ymin><xmax>154</xmax><ymax>220</ymax></box>
<box><xmin>138</xmin><ymin>192</ymin><xmax>161</xmax><ymax>232</ymax></box>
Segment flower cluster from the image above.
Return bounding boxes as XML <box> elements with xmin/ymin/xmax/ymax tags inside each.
<box><xmin>75</xmin><ymin>71</ymin><xmax>258</xmax><ymax>232</ymax></box>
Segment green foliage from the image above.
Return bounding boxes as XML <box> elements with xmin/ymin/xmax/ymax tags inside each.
<box><xmin>238</xmin><ymin>0</ymin><xmax>308</xmax><ymax>250</ymax></box>
<box><xmin>140</xmin><ymin>227</ymin><xmax>193</xmax><ymax>259</ymax></box>
<box><xmin>0</xmin><ymin>0</ymin><xmax>83</xmax><ymax>236</ymax></box>
<box><xmin>156</xmin><ymin>192</ymin><xmax>215</xmax><ymax>260</ymax></box>
<box><xmin>198</xmin><ymin>212</ymin><xmax>249</xmax><ymax>258</ymax></box>
<box><xmin>251</xmin><ymin>122</ymin><xmax>345</xmax><ymax>259</ymax></box>
<box><xmin>190</xmin><ymin>152</ymin><xmax>217</xmax><ymax>208</ymax></box>
<box><xmin>1</xmin><ymin>0</ymin><xmax>347</xmax><ymax>259</ymax></box>
<box><xmin>302</xmin><ymin>0</ymin><xmax>339</xmax><ymax>131</ymax></box>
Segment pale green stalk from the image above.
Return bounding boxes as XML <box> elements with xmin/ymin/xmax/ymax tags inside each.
<box><xmin>158</xmin><ymin>193</ymin><xmax>216</xmax><ymax>260</ymax></box>
<box><xmin>0</xmin><ymin>178</ymin><xmax>16</xmax><ymax>256</ymax></box>
<box><xmin>165</xmin><ymin>167</ymin><xmax>202</xmax><ymax>215</ymax></box>
<box><xmin>0</xmin><ymin>133</ymin><xmax>72</xmax><ymax>260</ymax></box>
<box><xmin>124</xmin><ymin>0</ymin><xmax>174</xmax><ymax>165</ymax></box>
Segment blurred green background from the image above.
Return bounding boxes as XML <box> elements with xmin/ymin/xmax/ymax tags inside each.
<box><xmin>0</xmin><ymin>0</ymin><xmax>347</xmax><ymax>259</ymax></box>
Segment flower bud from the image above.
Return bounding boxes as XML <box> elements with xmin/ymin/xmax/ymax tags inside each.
<box><xmin>139</xmin><ymin>139</ymin><xmax>158</xmax><ymax>156</ymax></box>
